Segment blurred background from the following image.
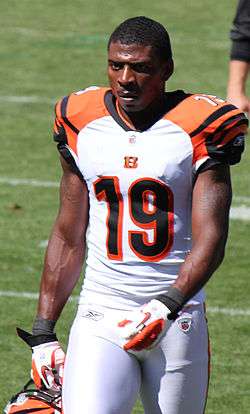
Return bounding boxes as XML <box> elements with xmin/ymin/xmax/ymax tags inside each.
<box><xmin>0</xmin><ymin>0</ymin><xmax>249</xmax><ymax>412</ymax></box>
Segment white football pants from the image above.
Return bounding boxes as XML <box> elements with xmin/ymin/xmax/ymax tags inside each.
<box><xmin>63</xmin><ymin>303</ymin><xmax>209</xmax><ymax>414</ymax></box>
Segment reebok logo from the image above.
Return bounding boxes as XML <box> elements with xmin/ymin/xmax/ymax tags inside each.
<box><xmin>81</xmin><ymin>310</ymin><xmax>104</xmax><ymax>321</ymax></box>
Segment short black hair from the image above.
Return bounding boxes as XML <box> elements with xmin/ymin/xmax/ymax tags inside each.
<box><xmin>108</xmin><ymin>16</ymin><xmax>172</xmax><ymax>62</ymax></box>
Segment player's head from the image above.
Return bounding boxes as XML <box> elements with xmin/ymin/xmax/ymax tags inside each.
<box><xmin>107</xmin><ymin>16</ymin><xmax>174</xmax><ymax>113</ymax></box>
<box><xmin>107</xmin><ymin>16</ymin><xmax>173</xmax><ymax>63</ymax></box>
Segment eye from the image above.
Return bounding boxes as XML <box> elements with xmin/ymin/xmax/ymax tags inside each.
<box><xmin>131</xmin><ymin>63</ymin><xmax>153</xmax><ymax>74</ymax></box>
<box><xmin>109</xmin><ymin>61</ymin><xmax>123</xmax><ymax>71</ymax></box>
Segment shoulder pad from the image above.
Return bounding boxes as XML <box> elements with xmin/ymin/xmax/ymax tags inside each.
<box><xmin>53</xmin><ymin>86</ymin><xmax>110</xmax><ymax>161</ymax></box>
<box><xmin>55</xmin><ymin>86</ymin><xmax>110</xmax><ymax>131</ymax></box>
<box><xmin>167</xmin><ymin>94</ymin><xmax>248</xmax><ymax>166</ymax></box>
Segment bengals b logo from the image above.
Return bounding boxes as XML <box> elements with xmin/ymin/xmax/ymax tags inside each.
<box><xmin>124</xmin><ymin>156</ymin><xmax>138</xmax><ymax>168</ymax></box>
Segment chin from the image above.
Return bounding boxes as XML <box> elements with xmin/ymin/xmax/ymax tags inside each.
<box><xmin>122</xmin><ymin>105</ymin><xmax>143</xmax><ymax>113</ymax></box>
<box><xmin>118</xmin><ymin>100</ymin><xmax>145</xmax><ymax>113</ymax></box>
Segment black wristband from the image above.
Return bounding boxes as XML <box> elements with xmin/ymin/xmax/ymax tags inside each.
<box><xmin>32</xmin><ymin>316</ymin><xmax>56</xmax><ymax>336</ymax></box>
<box><xmin>157</xmin><ymin>286</ymin><xmax>186</xmax><ymax>319</ymax></box>
<box><xmin>16</xmin><ymin>327</ymin><xmax>58</xmax><ymax>347</ymax></box>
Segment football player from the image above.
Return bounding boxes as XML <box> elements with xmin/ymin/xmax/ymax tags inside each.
<box><xmin>19</xmin><ymin>16</ymin><xmax>248</xmax><ymax>414</ymax></box>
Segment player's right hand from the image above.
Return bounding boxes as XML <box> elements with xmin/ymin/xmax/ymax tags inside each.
<box><xmin>31</xmin><ymin>341</ymin><xmax>65</xmax><ymax>390</ymax></box>
<box><xmin>16</xmin><ymin>327</ymin><xmax>65</xmax><ymax>391</ymax></box>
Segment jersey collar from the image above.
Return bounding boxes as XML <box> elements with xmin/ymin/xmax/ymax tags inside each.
<box><xmin>104</xmin><ymin>89</ymin><xmax>189</xmax><ymax>132</ymax></box>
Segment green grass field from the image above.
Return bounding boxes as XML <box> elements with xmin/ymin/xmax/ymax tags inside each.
<box><xmin>1</xmin><ymin>0</ymin><xmax>250</xmax><ymax>412</ymax></box>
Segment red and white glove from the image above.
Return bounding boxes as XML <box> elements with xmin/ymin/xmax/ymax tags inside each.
<box><xmin>117</xmin><ymin>299</ymin><xmax>171</xmax><ymax>351</ymax></box>
<box><xmin>17</xmin><ymin>327</ymin><xmax>65</xmax><ymax>391</ymax></box>
<box><xmin>31</xmin><ymin>341</ymin><xmax>65</xmax><ymax>391</ymax></box>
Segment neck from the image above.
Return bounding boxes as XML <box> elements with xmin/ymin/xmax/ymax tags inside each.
<box><xmin>117</xmin><ymin>94</ymin><xmax>168</xmax><ymax>131</ymax></box>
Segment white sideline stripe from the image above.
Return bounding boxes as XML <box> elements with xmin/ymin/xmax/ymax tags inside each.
<box><xmin>0</xmin><ymin>96</ymin><xmax>55</xmax><ymax>104</ymax></box>
<box><xmin>230</xmin><ymin>206</ymin><xmax>250</xmax><ymax>220</ymax></box>
<box><xmin>0</xmin><ymin>291</ymin><xmax>39</xmax><ymax>299</ymax></box>
<box><xmin>0</xmin><ymin>177</ymin><xmax>59</xmax><ymax>188</ymax></box>
<box><xmin>0</xmin><ymin>290</ymin><xmax>249</xmax><ymax>316</ymax></box>
<box><xmin>0</xmin><ymin>177</ymin><xmax>250</xmax><ymax>204</ymax></box>
<box><xmin>0</xmin><ymin>290</ymin><xmax>76</xmax><ymax>302</ymax></box>
<box><xmin>207</xmin><ymin>307</ymin><xmax>250</xmax><ymax>316</ymax></box>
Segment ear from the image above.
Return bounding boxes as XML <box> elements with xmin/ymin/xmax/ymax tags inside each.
<box><xmin>162</xmin><ymin>58</ymin><xmax>174</xmax><ymax>81</ymax></box>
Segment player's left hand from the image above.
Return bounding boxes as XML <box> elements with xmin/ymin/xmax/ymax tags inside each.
<box><xmin>117</xmin><ymin>299</ymin><xmax>171</xmax><ymax>351</ymax></box>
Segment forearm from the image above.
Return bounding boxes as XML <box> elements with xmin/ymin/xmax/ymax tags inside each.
<box><xmin>173</xmin><ymin>230</ymin><xmax>225</xmax><ymax>301</ymax></box>
<box><xmin>34</xmin><ymin>157</ymin><xmax>89</xmax><ymax>324</ymax></box>
<box><xmin>37</xmin><ymin>227</ymin><xmax>86</xmax><ymax>322</ymax></box>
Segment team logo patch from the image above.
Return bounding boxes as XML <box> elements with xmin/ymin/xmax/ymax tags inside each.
<box><xmin>124</xmin><ymin>156</ymin><xmax>138</xmax><ymax>168</ymax></box>
<box><xmin>81</xmin><ymin>310</ymin><xmax>104</xmax><ymax>321</ymax></box>
<box><xmin>177</xmin><ymin>316</ymin><xmax>192</xmax><ymax>332</ymax></box>
<box><xmin>232</xmin><ymin>135</ymin><xmax>245</xmax><ymax>147</ymax></box>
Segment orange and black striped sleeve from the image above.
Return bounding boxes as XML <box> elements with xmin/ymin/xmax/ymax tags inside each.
<box><xmin>167</xmin><ymin>94</ymin><xmax>248</xmax><ymax>168</ymax></box>
<box><xmin>53</xmin><ymin>95</ymin><xmax>83</xmax><ymax>179</ymax></box>
<box><xmin>52</xmin><ymin>87</ymin><xmax>110</xmax><ymax>179</ymax></box>
<box><xmin>53</xmin><ymin>95</ymin><xmax>79</xmax><ymax>154</ymax></box>
<box><xmin>190</xmin><ymin>98</ymin><xmax>248</xmax><ymax>166</ymax></box>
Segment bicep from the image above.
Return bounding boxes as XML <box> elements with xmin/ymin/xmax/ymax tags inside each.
<box><xmin>192</xmin><ymin>164</ymin><xmax>232</xmax><ymax>247</ymax></box>
<box><xmin>54</xmin><ymin>157</ymin><xmax>89</xmax><ymax>245</ymax></box>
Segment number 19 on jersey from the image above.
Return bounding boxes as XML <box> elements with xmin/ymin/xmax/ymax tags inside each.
<box><xmin>93</xmin><ymin>176</ymin><xmax>174</xmax><ymax>262</ymax></box>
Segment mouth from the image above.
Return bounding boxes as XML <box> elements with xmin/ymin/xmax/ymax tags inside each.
<box><xmin>117</xmin><ymin>92</ymin><xmax>138</xmax><ymax>103</ymax></box>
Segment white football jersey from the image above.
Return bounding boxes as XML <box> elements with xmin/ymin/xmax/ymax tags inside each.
<box><xmin>53</xmin><ymin>87</ymin><xmax>247</xmax><ymax>309</ymax></box>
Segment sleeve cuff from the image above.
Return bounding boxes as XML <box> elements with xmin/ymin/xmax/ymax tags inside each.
<box><xmin>230</xmin><ymin>40</ymin><xmax>250</xmax><ymax>62</ymax></box>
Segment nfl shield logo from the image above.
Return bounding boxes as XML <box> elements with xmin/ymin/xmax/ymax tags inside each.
<box><xmin>129</xmin><ymin>135</ymin><xmax>136</xmax><ymax>144</ymax></box>
<box><xmin>177</xmin><ymin>316</ymin><xmax>192</xmax><ymax>332</ymax></box>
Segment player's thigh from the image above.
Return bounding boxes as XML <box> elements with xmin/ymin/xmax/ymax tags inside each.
<box><xmin>63</xmin><ymin>316</ymin><xmax>141</xmax><ymax>414</ymax></box>
<box><xmin>141</xmin><ymin>304</ymin><xmax>209</xmax><ymax>414</ymax></box>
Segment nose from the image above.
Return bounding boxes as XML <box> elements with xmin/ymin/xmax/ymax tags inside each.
<box><xmin>118</xmin><ymin>65</ymin><xmax>135</xmax><ymax>85</ymax></box>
